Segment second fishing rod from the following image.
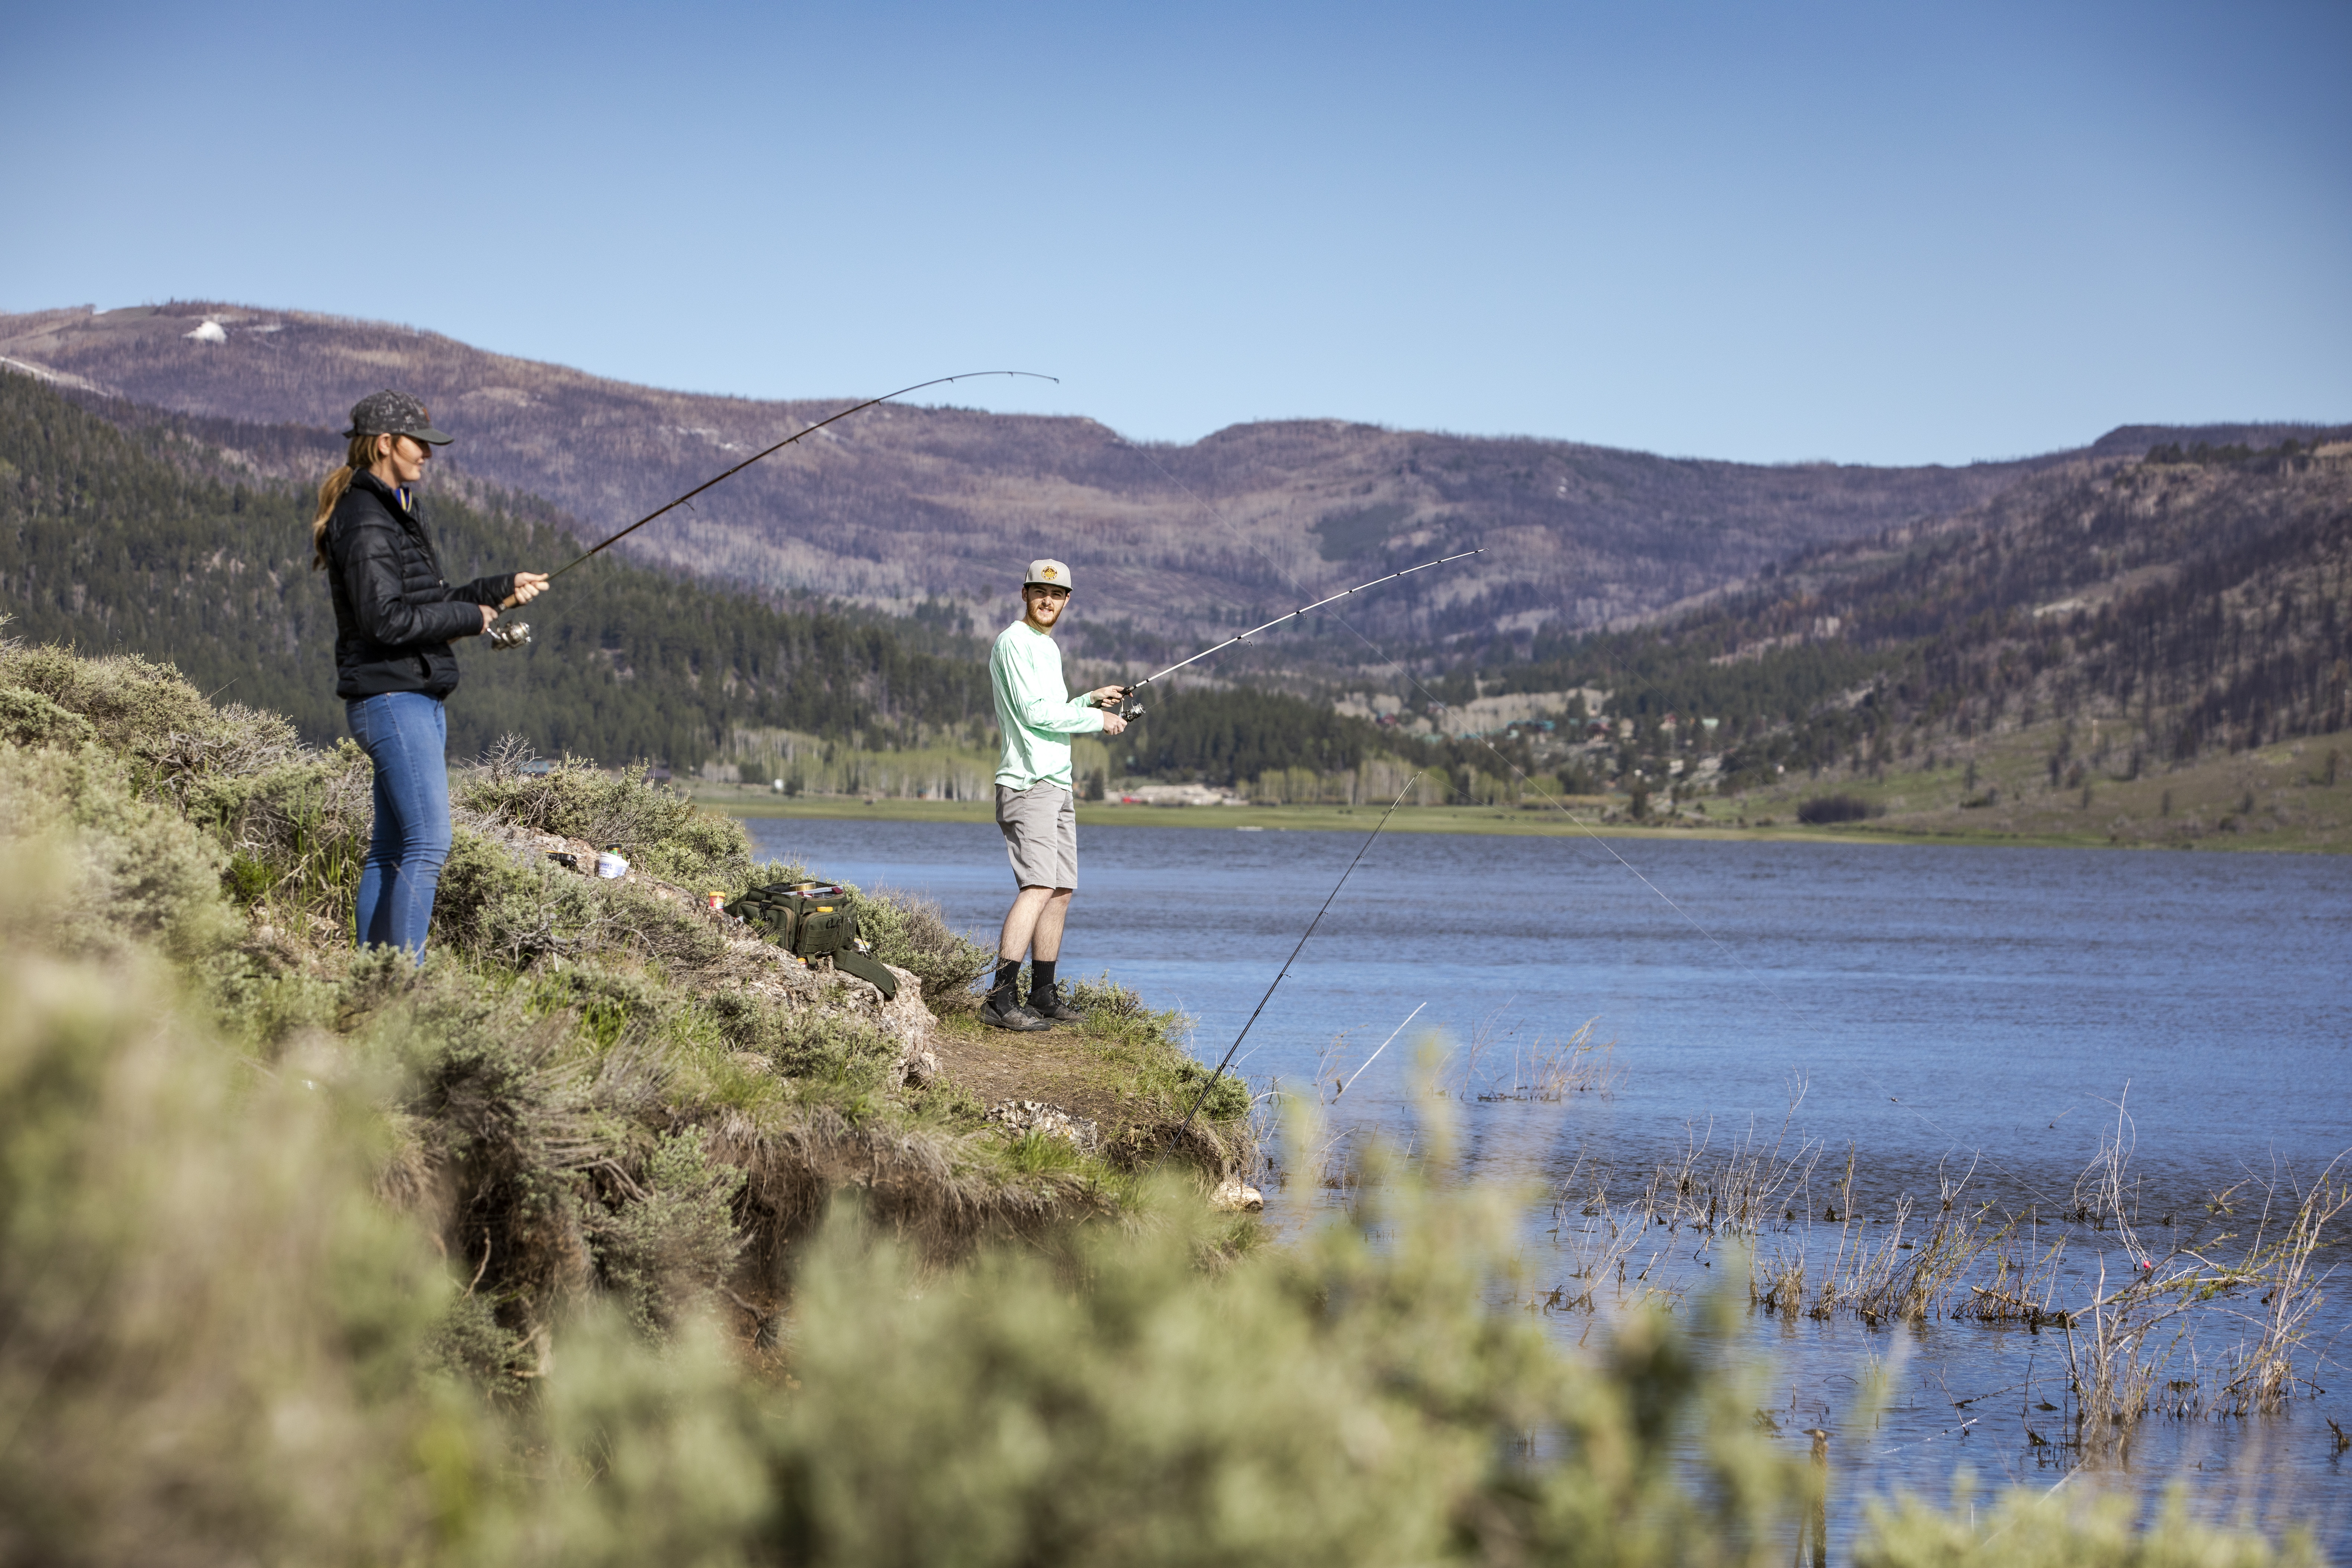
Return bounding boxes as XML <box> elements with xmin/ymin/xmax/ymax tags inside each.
<box><xmin>1089</xmin><ymin>548</ymin><xmax>1484</xmax><ymax>720</ymax></box>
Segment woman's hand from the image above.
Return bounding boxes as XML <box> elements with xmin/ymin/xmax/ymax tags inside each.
<box><xmin>508</xmin><ymin>572</ymin><xmax>550</xmax><ymax>608</ymax></box>
<box><xmin>479</xmin><ymin>604</ymin><xmax>498</xmax><ymax>634</ymax></box>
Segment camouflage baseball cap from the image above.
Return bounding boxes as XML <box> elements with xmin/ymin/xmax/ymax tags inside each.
<box><xmin>343</xmin><ymin>389</ymin><xmax>452</xmax><ymax>445</ymax></box>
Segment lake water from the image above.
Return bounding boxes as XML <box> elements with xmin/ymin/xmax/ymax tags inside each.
<box><xmin>741</xmin><ymin>813</ymin><xmax>2352</xmax><ymax>1556</ymax></box>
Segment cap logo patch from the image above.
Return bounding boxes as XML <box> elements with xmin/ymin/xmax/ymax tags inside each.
<box><xmin>1041</xmin><ymin>567</ymin><xmax>1059</xmax><ymax>580</ymax></box>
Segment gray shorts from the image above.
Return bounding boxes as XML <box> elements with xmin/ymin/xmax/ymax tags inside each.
<box><xmin>996</xmin><ymin>783</ymin><xmax>1077</xmax><ymax>889</ymax></box>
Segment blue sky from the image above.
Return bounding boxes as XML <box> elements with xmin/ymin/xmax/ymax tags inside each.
<box><xmin>5</xmin><ymin>0</ymin><xmax>2346</xmax><ymax>464</ymax></box>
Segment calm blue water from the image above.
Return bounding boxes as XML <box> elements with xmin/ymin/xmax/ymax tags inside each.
<box><xmin>743</xmin><ymin>814</ymin><xmax>2352</xmax><ymax>1555</ymax></box>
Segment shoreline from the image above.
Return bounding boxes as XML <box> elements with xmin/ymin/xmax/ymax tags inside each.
<box><xmin>688</xmin><ymin>789</ymin><xmax>2336</xmax><ymax>852</ymax></box>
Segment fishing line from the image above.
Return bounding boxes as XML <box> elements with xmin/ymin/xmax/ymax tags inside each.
<box><xmin>1116</xmin><ymin>440</ymin><xmax>2077</xmax><ymax>1210</ymax></box>
<box><xmin>1170</xmin><ymin>776</ymin><xmax>1418</xmax><ymax>1139</ymax></box>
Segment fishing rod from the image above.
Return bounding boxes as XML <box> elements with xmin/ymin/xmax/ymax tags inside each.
<box><xmin>1169</xmin><ymin>776</ymin><xmax>1418</xmax><ymax>1140</ymax></box>
<box><xmin>1092</xmin><ymin>550</ymin><xmax>1483</xmax><ymax>717</ymax></box>
<box><xmin>484</xmin><ymin>369</ymin><xmax>1058</xmax><ymax>649</ymax></box>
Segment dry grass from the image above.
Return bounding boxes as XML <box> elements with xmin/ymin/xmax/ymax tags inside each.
<box><xmin>2207</xmin><ymin>1156</ymin><xmax>2351</xmax><ymax>1417</ymax></box>
<box><xmin>1546</xmin><ymin>1090</ymin><xmax>2351</xmax><ymax>1471</ymax></box>
<box><xmin>1435</xmin><ymin>1007</ymin><xmax>1620</xmax><ymax>1102</ymax></box>
<box><xmin>1956</xmin><ymin>1230</ymin><xmax>2074</xmax><ymax>1330</ymax></box>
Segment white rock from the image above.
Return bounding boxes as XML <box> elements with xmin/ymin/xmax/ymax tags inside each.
<box><xmin>1210</xmin><ymin>1179</ymin><xmax>1265</xmax><ymax>1213</ymax></box>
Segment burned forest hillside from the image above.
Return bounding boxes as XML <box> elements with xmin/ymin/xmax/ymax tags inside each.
<box><xmin>0</xmin><ymin>369</ymin><xmax>990</xmax><ymax>769</ymax></box>
<box><xmin>0</xmin><ymin>300</ymin><xmax>2251</xmax><ymax>667</ymax></box>
<box><xmin>1455</xmin><ymin>434</ymin><xmax>2352</xmax><ymax>844</ymax></box>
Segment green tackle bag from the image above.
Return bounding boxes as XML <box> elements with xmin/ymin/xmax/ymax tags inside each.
<box><xmin>723</xmin><ymin>880</ymin><xmax>898</xmax><ymax>1000</ymax></box>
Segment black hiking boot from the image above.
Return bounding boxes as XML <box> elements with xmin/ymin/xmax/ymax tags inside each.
<box><xmin>1026</xmin><ymin>985</ymin><xmax>1086</xmax><ymax>1026</ymax></box>
<box><xmin>980</xmin><ymin>992</ymin><xmax>1050</xmax><ymax>1032</ymax></box>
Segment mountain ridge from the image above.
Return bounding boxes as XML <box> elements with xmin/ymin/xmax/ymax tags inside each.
<box><xmin>0</xmin><ymin>369</ymin><xmax>993</xmax><ymax>771</ymax></box>
<box><xmin>19</xmin><ymin>300</ymin><xmax>2326</xmax><ymax>670</ymax></box>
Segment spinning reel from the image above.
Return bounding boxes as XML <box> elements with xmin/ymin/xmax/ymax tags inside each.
<box><xmin>486</xmin><ymin>619</ymin><xmax>532</xmax><ymax>651</ymax></box>
<box><xmin>1095</xmin><ymin>685</ymin><xmax>1148</xmax><ymax>721</ymax></box>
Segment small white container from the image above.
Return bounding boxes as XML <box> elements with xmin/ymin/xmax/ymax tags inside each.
<box><xmin>595</xmin><ymin>851</ymin><xmax>629</xmax><ymax>879</ymax></box>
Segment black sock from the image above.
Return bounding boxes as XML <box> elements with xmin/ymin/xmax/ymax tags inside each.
<box><xmin>991</xmin><ymin>958</ymin><xmax>1021</xmax><ymax>1005</ymax></box>
<box><xmin>1030</xmin><ymin>959</ymin><xmax>1057</xmax><ymax>1001</ymax></box>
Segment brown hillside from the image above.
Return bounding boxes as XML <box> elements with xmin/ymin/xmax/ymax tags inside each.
<box><xmin>4</xmin><ymin>300</ymin><xmax>2295</xmax><ymax>664</ymax></box>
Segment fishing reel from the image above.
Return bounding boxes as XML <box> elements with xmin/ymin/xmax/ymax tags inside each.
<box><xmin>486</xmin><ymin>619</ymin><xmax>532</xmax><ymax>651</ymax></box>
<box><xmin>1095</xmin><ymin>685</ymin><xmax>1147</xmax><ymax>721</ymax></box>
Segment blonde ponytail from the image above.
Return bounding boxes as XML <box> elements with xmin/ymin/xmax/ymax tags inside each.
<box><xmin>311</xmin><ymin>434</ymin><xmax>382</xmax><ymax>570</ymax></box>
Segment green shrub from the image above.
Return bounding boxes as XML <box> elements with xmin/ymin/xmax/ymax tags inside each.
<box><xmin>431</xmin><ymin>828</ymin><xmax>606</xmax><ymax>967</ymax></box>
<box><xmin>204</xmin><ymin>738</ymin><xmax>374</xmax><ymax>922</ymax></box>
<box><xmin>589</xmin><ymin>1131</ymin><xmax>748</xmax><ymax>1338</ymax></box>
<box><xmin>850</xmin><ymin>883</ymin><xmax>993</xmax><ymax>1012</ymax></box>
<box><xmin>456</xmin><ymin>746</ymin><xmax>756</xmax><ymax>893</ymax></box>
<box><xmin>0</xmin><ymin>741</ymin><xmax>236</xmax><ymax>960</ymax></box>
<box><xmin>0</xmin><ymin>643</ymin><xmax>217</xmax><ymax>766</ymax></box>
<box><xmin>696</xmin><ymin>985</ymin><xmax>901</xmax><ymax>1085</ymax></box>
<box><xmin>761</xmin><ymin>1131</ymin><xmax>1789</xmax><ymax>1568</ymax></box>
<box><xmin>0</xmin><ymin>684</ymin><xmax>96</xmax><ymax>749</ymax></box>
<box><xmin>1172</xmin><ymin>1056</ymin><xmax>1253</xmax><ymax>1123</ymax></box>
<box><xmin>0</xmin><ymin>843</ymin><xmax>458</xmax><ymax>1565</ymax></box>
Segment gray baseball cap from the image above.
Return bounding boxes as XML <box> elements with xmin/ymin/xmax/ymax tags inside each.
<box><xmin>343</xmin><ymin>389</ymin><xmax>452</xmax><ymax>445</ymax></box>
<box><xmin>1025</xmin><ymin>558</ymin><xmax>1073</xmax><ymax>592</ymax></box>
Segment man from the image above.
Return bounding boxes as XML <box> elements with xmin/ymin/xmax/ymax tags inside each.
<box><xmin>983</xmin><ymin>558</ymin><xmax>1128</xmax><ymax>1031</ymax></box>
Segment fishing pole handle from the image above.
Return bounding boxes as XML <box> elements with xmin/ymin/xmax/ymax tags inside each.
<box><xmin>1093</xmin><ymin>684</ymin><xmax>1147</xmax><ymax>720</ymax></box>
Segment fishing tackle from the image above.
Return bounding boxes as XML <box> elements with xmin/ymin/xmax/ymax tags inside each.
<box><xmin>1171</xmin><ymin>777</ymin><xmax>1418</xmax><ymax>1137</ymax></box>
<box><xmin>1092</xmin><ymin>550</ymin><xmax>1483</xmax><ymax>717</ymax></box>
<box><xmin>486</xmin><ymin>369</ymin><xmax>1057</xmax><ymax>648</ymax></box>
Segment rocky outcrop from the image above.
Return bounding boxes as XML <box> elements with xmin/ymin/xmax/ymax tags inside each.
<box><xmin>983</xmin><ymin>1099</ymin><xmax>1102</xmax><ymax>1152</ymax></box>
<box><xmin>470</xmin><ymin>819</ymin><xmax>938</xmax><ymax>1086</ymax></box>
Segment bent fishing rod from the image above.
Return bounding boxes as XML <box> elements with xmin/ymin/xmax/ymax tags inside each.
<box><xmin>484</xmin><ymin>369</ymin><xmax>1058</xmax><ymax>648</ymax></box>
<box><xmin>1094</xmin><ymin>549</ymin><xmax>1483</xmax><ymax>717</ymax></box>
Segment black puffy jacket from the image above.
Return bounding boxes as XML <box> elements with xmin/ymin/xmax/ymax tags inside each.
<box><xmin>324</xmin><ymin>471</ymin><xmax>516</xmax><ymax>701</ymax></box>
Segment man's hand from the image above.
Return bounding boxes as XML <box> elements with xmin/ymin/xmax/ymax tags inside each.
<box><xmin>505</xmin><ymin>572</ymin><xmax>550</xmax><ymax>609</ymax></box>
<box><xmin>1085</xmin><ymin>685</ymin><xmax>1129</xmax><ymax>709</ymax></box>
<box><xmin>478</xmin><ymin>604</ymin><xmax>497</xmax><ymax>633</ymax></box>
<box><xmin>1100</xmin><ymin>711</ymin><xmax>1128</xmax><ymax>736</ymax></box>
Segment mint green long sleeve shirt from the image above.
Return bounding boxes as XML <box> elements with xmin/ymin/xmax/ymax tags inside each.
<box><xmin>990</xmin><ymin>619</ymin><xmax>1103</xmax><ymax>790</ymax></box>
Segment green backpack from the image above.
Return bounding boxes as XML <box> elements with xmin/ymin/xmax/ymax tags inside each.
<box><xmin>724</xmin><ymin>880</ymin><xmax>898</xmax><ymax>1000</ymax></box>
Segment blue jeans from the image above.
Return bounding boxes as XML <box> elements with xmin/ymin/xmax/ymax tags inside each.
<box><xmin>346</xmin><ymin>692</ymin><xmax>452</xmax><ymax>960</ymax></box>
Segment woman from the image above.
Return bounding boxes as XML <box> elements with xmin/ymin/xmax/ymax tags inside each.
<box><xmin>313</xmin><ymin>389</ymin><xmax>547</xmax><ymax>959</ymax></box>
